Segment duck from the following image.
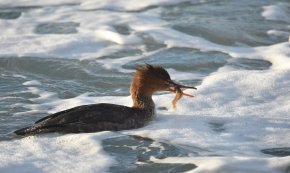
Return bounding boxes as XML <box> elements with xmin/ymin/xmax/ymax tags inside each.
<box><xmin>14</xmin><ymin>64</ymin><xmax>196</xmax><ymax>135</ymax></box>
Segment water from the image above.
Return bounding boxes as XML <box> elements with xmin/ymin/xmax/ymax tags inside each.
<box><xmin>0</xmin><ymin>0</ymin><xmax>290</xmax><ymax>172</ymax></box>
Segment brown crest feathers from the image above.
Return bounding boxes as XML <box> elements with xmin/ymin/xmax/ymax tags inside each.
<box><xmin>135</xmin><ymin>64</ymin><xmax>171</xmax><ymax>81</ymax></box>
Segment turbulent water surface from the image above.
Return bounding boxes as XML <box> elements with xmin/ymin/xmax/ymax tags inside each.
<box><xmin>0</xmin><ymin>0</ymin><xmax>290</xmax><ymax>172</ymax></box>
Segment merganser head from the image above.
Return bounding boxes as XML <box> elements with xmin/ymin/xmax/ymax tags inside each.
<box><xmin>130</xmin><ymin>64</ymin><xmax>196</xmax><ymax>97</ymax></box>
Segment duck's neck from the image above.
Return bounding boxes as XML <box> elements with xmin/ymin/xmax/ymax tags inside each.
<box><xmin>131</xmin><ymin>92</ymin><xmax>155</xmax><ymax>111</ymax></box>
<box><xmin>130</xmin><ymin>73</ymin><xmax>155</xmax><ymax>114</ymax></box>
<box><xmin>130</xmin><ymin>85</ymin><xmax>155</xmax><ymax>112</ymax></box>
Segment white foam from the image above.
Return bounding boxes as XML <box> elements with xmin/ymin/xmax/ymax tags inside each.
<box><xmin>0</xmin><ymin>0</ymin><xmax>205</xmax><ymax>10</ymax></box>
<box><xmin>167</xmin><ymin>68</ymin><xmax>203</xmax><ymax>81</ymax></box>
<box><xmin>262</xmin><ymin>2</ymin><xmax>290</xmax><ymax>44</ymax></box>
<box><xmin>133</xmin><ymin>24</ymin><xmax>290</xmax><ymax>70</ymax></box>
<box><xmin>97</xmin><ymin>47</ymin><xmax>167</xmax><ymax>72</ymax></box>
<box><xmin>95</xmin><ymin>29</ymin><xmax>142</xmax><ymax>45</ymax></box>
<box><xmin>262</xmin><ymin>3</ymin><xmax>290</xmax><ymax>23</ymax></box>
<box><xmin>1</xmin><ymin>0</ymin><xmax>290</xmax><ymax>172</ymax></box>
<box><xmin>122</xmin><ymin>43</ymin><xmax>290</xmax><ymax>150</ymax></box>
<box><xmin>0</xmin><ymin>132</ymin><xmax>116</xmax><ymax>173</ymax></box>
<box><xmin>0</xmin><ymin>5</ymin><xmax>137</xmax><ymax>59</ymax></box>
<box><xmin>267</xmin><ymin>30</ymin><xmax>290</xmax><ymax>38</ymax></box>
<box><xmin>80</xmin><ymin>0</ymin><xmax>204</xmax><ymax>11</ymax></box>
<box><xmin>0</xmin><ymin>1</ymin><xmax>166</xmax><ymax>59</ymax></box>
<box><xmin>23</xmin><ymin>80</ymin><xmax>41</xmax><ymax>86</ymax></box>
<box><xmin>151</xmin><ymin>156</ymin><xmax>290</xmax><ymax>173</ymax></box>
<box><xmin>0</xmin><ymin>0</ymin><xmax>80</xmax><ymax>6</ymax></box>
<box><xmin>3</xmin><ymin>50</ymin><xmax>290</xmax><ymax>172</ymax></box>
<box><xmin>14</xmin><ymin>46</ymin><xmax>290</xmax><ymax>153</ymax></box>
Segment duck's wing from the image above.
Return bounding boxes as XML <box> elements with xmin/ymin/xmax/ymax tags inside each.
<box><xmin>34</xmin><ymin>105</ymin><xmax>89</xmax><ymax>123</ymax></box>
<box><xmin>15</xmin><ymin>103</ymin><xmax>144</xmax><ymax>135</ymax></box>
<box><xmin>50</xmin><ymin>103</ymin><xmax>140</xmax><ymax>124</ymax></box>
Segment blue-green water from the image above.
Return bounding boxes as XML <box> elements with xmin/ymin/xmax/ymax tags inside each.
<box><xmin>0</xmin><ymin>0</ymin><xmax>290</xmax><ymax>172</ymax></box>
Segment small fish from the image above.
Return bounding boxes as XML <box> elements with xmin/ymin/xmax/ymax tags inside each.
<box><xmin>172</xmin><ymin>87</ymin><xmax>183</xmax><ymax>109</ymax></box>
<box><xmin>172</xmin><ymin>87</ymin><xmax>194</xmax><ymax>109</ymax></box>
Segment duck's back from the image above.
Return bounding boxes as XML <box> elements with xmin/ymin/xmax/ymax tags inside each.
<box><xmin>14</xmin><ymin>103</ymin><xmax>152</xmax><ymax>135</ymax></box>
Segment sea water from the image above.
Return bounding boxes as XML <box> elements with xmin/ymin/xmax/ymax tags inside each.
<box><xmin>0</xmin><ymin>0</ymin><xmax>290</xmax><ymax>172</ymax></box>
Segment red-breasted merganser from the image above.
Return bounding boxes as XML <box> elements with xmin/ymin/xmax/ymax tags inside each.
<box><xmin>14</xmin><ymin>64</ymin><xmax>196</xmax><ymax>135</ymax></box>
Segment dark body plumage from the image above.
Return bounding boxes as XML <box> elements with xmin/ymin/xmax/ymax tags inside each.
<box><xmin>14</xmin><ymin>64</ymin><xmax>195</xmax><ymax>136</ymax></box>
<box><xmin>14</xmin><ymin>103</ymin><xmax>153</xmax><ymax>135</ymax></box>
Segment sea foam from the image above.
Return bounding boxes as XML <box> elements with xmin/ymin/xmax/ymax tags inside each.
<box><xmin>0</xmin><ymin>0</ymin><xmax>290</xmax><ymax>172</ymax></box>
